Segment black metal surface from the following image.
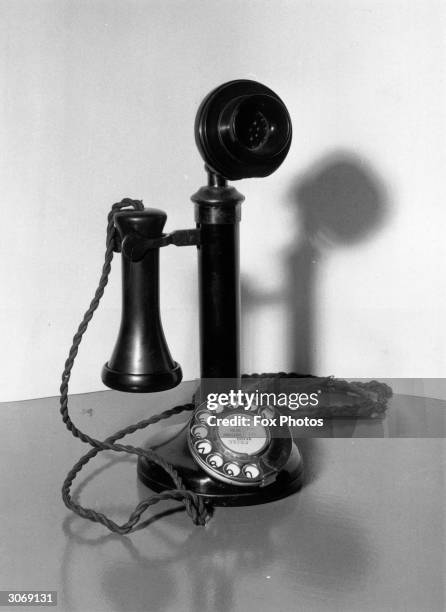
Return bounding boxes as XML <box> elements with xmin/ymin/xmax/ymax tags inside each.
<box><xmin>195</xmin><ymin>80</ymin><xmax>292</xmax><ymax>180</ymax></box>
<box><xmin>102</xmin><ymin>208</ymin><xmax>182</xmax><ymax>392</ymax></box>
<box><xmin>192</xmin><ymin>176</ymin><xmax>244</xmax><ymax>379</ymax></box>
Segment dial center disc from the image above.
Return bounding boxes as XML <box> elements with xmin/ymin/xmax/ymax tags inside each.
<box><xmin>216</xmin><ymin>413</ymin><xmax>269</xmax><ymax>455</ymax></box>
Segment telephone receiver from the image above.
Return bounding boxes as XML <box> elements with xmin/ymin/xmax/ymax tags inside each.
<box><xmin>100</xmin><ymin>80</ymin><xmax>303</xmax><ymax>505</ymax></box>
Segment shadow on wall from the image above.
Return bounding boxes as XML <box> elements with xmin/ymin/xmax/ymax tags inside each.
<box><xmin>242</xmin><ymin>151</ymin><xmax>390</xmax><ymax>375</ymax></box>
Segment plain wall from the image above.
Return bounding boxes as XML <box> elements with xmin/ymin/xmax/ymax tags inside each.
<box><xmin>1</xmin><ymin>0</ymin><xmax>446</xmax><ymax>401</ymax></box>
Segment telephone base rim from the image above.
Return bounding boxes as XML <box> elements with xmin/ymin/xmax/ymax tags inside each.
<box><xmin>137</xmin><ymin>422</ymin><xmax>304</xmax><ymax>507</ymax></box>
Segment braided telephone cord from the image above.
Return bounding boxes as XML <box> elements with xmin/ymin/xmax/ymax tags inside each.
<box><xmin>59</xmin><ymin>199</ymin><xmax>210</xmax><ymax>534</ymax></box>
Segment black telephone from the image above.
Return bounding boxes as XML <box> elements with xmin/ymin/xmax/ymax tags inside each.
<box><xmin>60</xmin><ymin>80</ymin><xmax>303</xmax><ymax>531</ymax></box>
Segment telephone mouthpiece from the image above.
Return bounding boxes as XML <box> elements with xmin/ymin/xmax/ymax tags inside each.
<box><xmin>195</xmin><ymin>79</ymin><xmax>292</xmax><ymax>180</ymax></box>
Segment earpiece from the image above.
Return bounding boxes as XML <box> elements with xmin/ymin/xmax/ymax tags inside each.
<box><xmin>195</xmin><ymin>79</ymin><xmax>292</xmax><ymax>180</ymax></box>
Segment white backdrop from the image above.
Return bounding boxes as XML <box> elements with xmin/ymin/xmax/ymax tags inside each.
<box><xmin>1</xmin><ymin>0</ymin><xmax>445</xmax><ymax>401</ymax></box>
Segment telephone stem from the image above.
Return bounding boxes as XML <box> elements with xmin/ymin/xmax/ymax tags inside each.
<box><xmin>191</xmin><ymin>169</ymin><xmax>244</xmax><ymax>379</ymax></box>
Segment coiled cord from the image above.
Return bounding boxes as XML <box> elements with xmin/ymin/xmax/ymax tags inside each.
<box><xmin>59</xmin><ymin>199</ymin><xmax>210</xmax><ymax>534</ymax></box>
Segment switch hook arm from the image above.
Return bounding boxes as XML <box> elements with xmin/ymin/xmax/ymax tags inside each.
<box><xmin>120</xmin><ymin>228</ymin><xmax>201</xmax><ymax>261</ymax></box>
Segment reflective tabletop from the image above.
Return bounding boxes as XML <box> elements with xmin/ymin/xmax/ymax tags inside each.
<box><xmin>0</xmin><ymin>382</ymin><xmax>444</xmax><ymax>611</ymax></box>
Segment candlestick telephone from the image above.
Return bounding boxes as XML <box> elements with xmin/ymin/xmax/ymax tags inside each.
<box><xmin>60</xmin><ymin>80</ymin><xmax>304</xmax><ymax>533</ymax></box>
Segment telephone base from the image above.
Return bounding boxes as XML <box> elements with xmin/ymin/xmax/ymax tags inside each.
<box><xmin>137</xmin><ymin>422</ymin><xmax>304</xmax><ymax>506</ymax></box>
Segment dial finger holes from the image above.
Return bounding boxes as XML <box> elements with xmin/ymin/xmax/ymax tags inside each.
<box><xmin>191</xmin><ymin>425</ymin><xmax>208</xmax><ymax>439</ymax></box>
<box><xmin>243</xmin><ymin>464</ymin><xmax>260</xmax><ymax>479</ymax></box>
<box><xmin>207</xmin><ymin>454</ymin><xmax>224</xmax><ymax>468</ymax></box>
<box><xmin>261</xmin><ymin>407</ymin><xmax>275</xmax><ymax>419</ymax></box>
<box><xmin>196</xmin><ymin>410</ymin><xmax>211</xmax><ymax>425</ymax></box>
<box><xmin>223</xmin><ymin>462</ymin><xmax>241</xmax><ymax>477</ymax></box>
<box><xmin>195</xmin><ymin>440</ymin><xmax>212</xmax><ymax>455</ymax></box>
